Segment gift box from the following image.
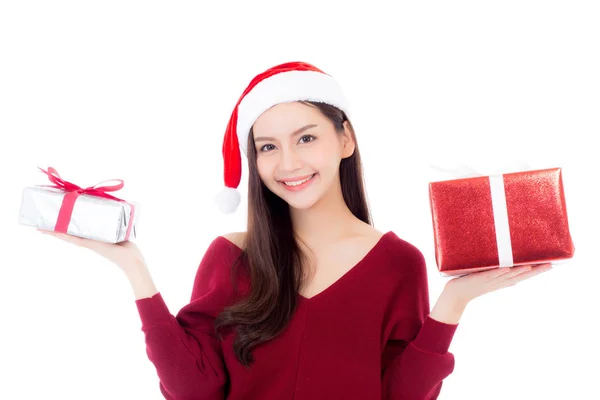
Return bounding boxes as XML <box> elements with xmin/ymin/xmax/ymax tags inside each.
<box><xmin>428</xmin><ymin>167</ymin><xmax>574</xmax><ymax>276</ymax></box>
<box><xmin>18</xmin><ymin>167</ymin><xmax>139</xmax><ymax>243</ymax></box>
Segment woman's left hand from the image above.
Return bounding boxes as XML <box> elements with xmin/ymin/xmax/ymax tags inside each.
<box><xmin>444</xmin><ymin>263</ymin><xmax>554</xmax><ymax>308</ymax></box>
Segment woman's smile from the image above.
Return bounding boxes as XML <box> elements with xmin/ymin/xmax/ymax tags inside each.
<box><xmin>279</xmin><ymin>173</ymin><xmax>317</xmax><ymax>191</ymax></box>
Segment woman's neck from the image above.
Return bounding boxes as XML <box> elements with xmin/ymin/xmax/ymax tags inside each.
<box><xmin>290</xmin><ymin>186</ymin><xmax>363</xmax><ymax>246</ymax></box>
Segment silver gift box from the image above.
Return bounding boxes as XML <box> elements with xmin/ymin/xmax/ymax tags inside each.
<box><xmin>18</xmin><ymin>186</ymin><xmax>139</xmax><ymax>243</ymax></box>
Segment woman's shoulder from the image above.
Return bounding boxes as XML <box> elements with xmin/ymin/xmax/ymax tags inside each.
<box><xmin>195</xmin><ymin>232</ymin><xmax>246</xmax><ymax>268</ymax></box>
<box><xmin>216</xmin><ymin>229</ymin><xmax>423</xmax><ymax>260</ymax></box>
<box><xmin>219</xmin><ymin>231</ymin><xmax>247</xmax><ymax>251</ymax></box>
<box><xmin>379</xmin><ymin>230</ymin><xmax>427</xmax><ymax>268</ymax></box>
<box><xmin>191</xmin><ymin>232</ymin><xmax>249</xmax><ymax>294</ymax></box>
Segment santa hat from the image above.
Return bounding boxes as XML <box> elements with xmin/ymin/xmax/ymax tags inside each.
<box><xmin>215</xmin><ymin>61</ymin><xmax>351</xmax><ymax>213</ymax></box>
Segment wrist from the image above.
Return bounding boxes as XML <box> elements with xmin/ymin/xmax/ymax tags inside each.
<box><xmin>429</xmin><ymin>290</ymin><xmax>468</xmax><ymax>325</ymax></box>
<box><xmin>121</xmin><ymin>257</ymin><xmax>148</xmax><ymax>275</ymax></box>
<box><xmin>124</xmin><ymin>263</ymin><xmax>159</xmax><ymax>300</ymax></box>
<box><xmin>443</xmin><ymin>288</ymin><xmax>469</xmax><ymax>311</ymax></box>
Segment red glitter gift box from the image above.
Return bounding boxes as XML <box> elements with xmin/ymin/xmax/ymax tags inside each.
<box><xmin>428</xmin><ymin>167</ymin><xmax>575</xmax><ymax>276</ymax></box>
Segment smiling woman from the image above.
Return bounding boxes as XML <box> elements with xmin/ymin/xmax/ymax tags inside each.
<box><xmin>255</xmin><ymin>124</ymin><xmax>319</xmax><ymax>190</ymax></box>
<box><xmin>126</xmin><ymin>61</ymin><xmax>550</xmax><ymax>399</ymax></box>
<box><xmin>250</xmin><ymin>101</ymin><xmax>356</xmax><ymax>211</ymax></box>
<box><xmin>128</xmin><ymin>61</ymin><xmax>461</xmax><ymax>400</ymax></box>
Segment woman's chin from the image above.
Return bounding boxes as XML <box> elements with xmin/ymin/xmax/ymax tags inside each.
<box><xmin>278</xmin><ymin>193</ymin><xmax>321</xmax><ymax>211</ymax></box>
<box><xmin>287</xmin><ymin>200</ymin><xmax>318</xmax><ymax>211</ymax></box>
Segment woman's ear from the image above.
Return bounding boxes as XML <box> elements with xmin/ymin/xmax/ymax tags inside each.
<box><xmin>340</xmin><ymin>120</ymin><xmax>356</xmax><ymax>158</ymax></box>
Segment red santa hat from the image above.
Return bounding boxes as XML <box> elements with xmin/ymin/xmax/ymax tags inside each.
<box><xmin>215</xmin><ymin>61</ymin><xmax>351</xmax><ymax>213</ymax></box>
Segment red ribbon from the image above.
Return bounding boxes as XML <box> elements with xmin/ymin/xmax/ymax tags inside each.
<box><xmin>37</xmin><ymin>166</ymin><xmax>135</xmax><ymax>241</ymax></box>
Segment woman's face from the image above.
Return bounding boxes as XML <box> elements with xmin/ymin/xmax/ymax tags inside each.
<box><xmin>252</xmin><ymin>102</ymin><xmax>354</xmax><ymax>211</ymax></box>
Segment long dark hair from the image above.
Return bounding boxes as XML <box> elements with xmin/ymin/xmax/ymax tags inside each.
<box><xmin>213</xmin><ymin>101</ymin><xmax>372</xmax><ymax>367</ymax></box>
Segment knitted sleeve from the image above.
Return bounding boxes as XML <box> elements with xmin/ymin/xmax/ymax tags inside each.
<box><xmin>381</xmin><ymin>245</ymin><xmax>459</xmax><ymax>400</ymax></box>
<box><xmin>134</xmin><ymin>237</ymin><xmax>236</xmax><ymax>399</ymax></box>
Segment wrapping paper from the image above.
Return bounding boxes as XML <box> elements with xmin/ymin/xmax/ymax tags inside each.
<box><xmin>18</xmin><ymin>167</ymin><xmax>139</xmax><ymax>243</ymax></box>
<box><xmin>428</xmin><ymin>167</ymin><xmax>574</xmax><ymax>276</ymax></box>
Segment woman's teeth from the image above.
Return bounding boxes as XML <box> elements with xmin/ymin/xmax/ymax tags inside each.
<box><xmin>283</xmin><ymin>174</ymin><xmax>315</xmax><ymax>186</ymax></box>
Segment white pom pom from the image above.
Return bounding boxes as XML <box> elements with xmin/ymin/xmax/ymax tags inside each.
<box><xmin>215</xmin><ymin>187</ymin><xmax>241</xmax><ymax>213</ymax></box>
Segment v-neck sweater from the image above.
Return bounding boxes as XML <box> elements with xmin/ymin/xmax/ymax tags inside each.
<box><xmin>135</xmin><ymin>231</ymin><xmax>459</xmax><ymax>399</ymax></box>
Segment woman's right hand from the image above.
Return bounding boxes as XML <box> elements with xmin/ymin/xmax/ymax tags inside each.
<box><xmin>443</xmin><ymin>263</ymin><xmax>553</xmax><ymax>308</ymax></box>
<box><xmin>37</xmin><ymin>228</ymin><xmax>146</xmax><ymax>275</ymax></box>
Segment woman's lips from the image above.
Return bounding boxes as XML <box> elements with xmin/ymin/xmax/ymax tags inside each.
<box><xmin>279</xmin><ymin>173</ymin><xmax>317</xmax><ymax>191</ymax></box>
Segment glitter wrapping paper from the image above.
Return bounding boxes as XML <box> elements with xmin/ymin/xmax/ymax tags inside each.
<box><xmin>18</xmin><ymin>167</ymin><xmax>139</xmax><ymax>243</ymax></box>
<box><xmin>428</xmin><ymin>167</ymin><xmax>574</xmax><ymax>276</ymax></box>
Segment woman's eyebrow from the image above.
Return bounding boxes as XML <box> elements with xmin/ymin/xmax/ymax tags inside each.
<box><xmin>254</xmin><ymin>124</ymin><xmax>318</xmax><ymax>143</ymax></box>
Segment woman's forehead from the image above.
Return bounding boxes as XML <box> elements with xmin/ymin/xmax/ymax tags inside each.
<box><xmin>253</xmin><ymin>103</ymin><xmax>324</xmax><ymax>136</ymax></box>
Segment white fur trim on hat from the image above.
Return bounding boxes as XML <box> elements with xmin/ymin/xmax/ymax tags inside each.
<box><xmin>236</xmin><ymin>70</ymin><xmax>350</xmax><ymax>155</ymax></box>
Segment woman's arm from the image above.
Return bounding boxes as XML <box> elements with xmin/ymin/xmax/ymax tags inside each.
<box><xmin>124</xmin><ymin>259</ymin><xmax>159</xmax><ymax>300</ymax></box>
<box><xmin>429</xmin><ymin>289</ymin><xmax>467</xmax><ymax>325</ymax></box>
<box><xmin>133</xmin><ymin>238</ymin><xmax>231</xmax><ymax>400</ymax></box>
<box><xmin>381</xmin><ymin>248</ymin><xmax>459</xmax><ymax>400</ymax></box>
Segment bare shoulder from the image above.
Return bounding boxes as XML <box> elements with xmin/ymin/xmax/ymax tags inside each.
<box><xmin>221</xmin><ymin>231</ymin><xmax>247</xmax><ymax>250</ymax></box>
<box><xmin>355</xmin><ymin>223</ymin><xmax>387</xmax><ymax>243</ymax></box>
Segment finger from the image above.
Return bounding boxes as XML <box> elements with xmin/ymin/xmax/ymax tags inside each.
<box><xmin>470</xmin><ymin>266</ymin><xmax>514</xmax><ymax>280</ymax></box>
<box><xmin>508</xmin><ymin>263</ymin><xmax>553</xmax><ymax>283</ymax></box>
<box><xmin>488</xmin><ymin>279</ymin><xmax>520</xmax><ymax>291</ymax></box>
<box><xmin>533</xmin><ymin>262</ymin><xmax>552</xmax><ymax>269</ymax></box>
<box><xmin>491</xmin><ymin>265</ymin><xmax>533</xmax><ymax>280</ymax></box>
<box><xmin>37</xmin><ymin>228</ymin><xmax>64</xmax><ymax>239</ymax></box>
<box><xmin>486</xmin><ymin>266</ymin><xmax>531</xmax><ymax>286</ymax></box>
<box><xmin>38</xmin><ymin>229</ymin><xmax>88</xmax><ymax>247</ymax></box>
<box><xmin>491</xmin><ymin>264</ymin><xmax>552</xmax><ymax>289</ymax></box>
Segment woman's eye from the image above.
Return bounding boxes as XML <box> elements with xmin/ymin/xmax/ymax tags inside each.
<box><xmin>260</xmin><ymin>144</ymin><xmax>275</xmax><ymax>152</ymax></box>
<box><xmin>299</xmin><ymin>135</ymin><xmax>315</xmax><ymax>143</ymax></box>
<box><xmin>259</xmin><ymin>135</ymin><xmax>315</xmax><ymax>152</ymax></box>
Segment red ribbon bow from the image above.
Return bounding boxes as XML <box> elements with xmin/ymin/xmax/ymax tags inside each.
<box><xmin>38</xmin><ymin>166</ymin><xmax>126</xmax><ymax>202</ymax></box>
<box><xmin>37</xmin><ymin>166</ymin><xmax>135</xmax><ymax>240</ymax></box>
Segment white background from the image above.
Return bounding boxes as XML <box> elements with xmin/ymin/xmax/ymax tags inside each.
<box><xmin>1</xmin><ymin>1</ymin><xmax>599</xmax><ymax>399</ymax></box>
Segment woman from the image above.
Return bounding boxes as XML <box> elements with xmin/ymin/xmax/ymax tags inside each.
<box><xmin>39</xmin><ymin>61</ymin><xmax>552</xmax><ymax>399</ymax></box>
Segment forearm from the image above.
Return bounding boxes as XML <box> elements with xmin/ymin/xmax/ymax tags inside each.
<box><xmin>429</xmin><ymin>290</ymin><xmax>467</xmax><ymax>325</ymax></box>
<box><xmin>123</xmin><ymin>260</ymin><xmax>159</xmax><ymax>300</ymax></box>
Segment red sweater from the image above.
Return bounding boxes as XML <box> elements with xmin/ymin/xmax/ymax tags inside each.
<box><xmin>135</xmin><ymin>231</ymin><xmax>459</xmax><ymax>399</ymax></box>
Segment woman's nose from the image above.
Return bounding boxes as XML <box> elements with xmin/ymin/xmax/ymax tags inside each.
<box><xmin>280</xmin><ymin>149</ymin><xmax>302</xmax><ymax>171</ymax></box>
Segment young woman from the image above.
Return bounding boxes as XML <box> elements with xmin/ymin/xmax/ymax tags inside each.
<box><xmin>39</xmin><ymin>61</ymin><xmax>552</xmax><ymax>399</ymax></box>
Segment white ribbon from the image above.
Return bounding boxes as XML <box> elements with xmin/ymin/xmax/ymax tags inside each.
<box><xmin>488</xmin><ymin>174</ymin><xmax>513</xmax><ymax>267</ymax></box>
<box><xmin>430</xmin><ymin>163</ymin><xmax>531</xmax><ymax>268</ymax></box>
